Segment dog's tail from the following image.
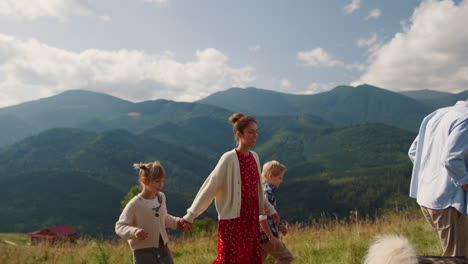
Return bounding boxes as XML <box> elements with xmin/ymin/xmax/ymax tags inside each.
<box><xmin>363</xmin><ymin>234</ymin><xmax>418</xmax><ymax>264</ymax></box>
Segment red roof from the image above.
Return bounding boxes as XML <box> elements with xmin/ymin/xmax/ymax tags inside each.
<box><xmin>28</xmin><ymin>224</ymin><xmax>77</xmax><ymax>238</ymax></box>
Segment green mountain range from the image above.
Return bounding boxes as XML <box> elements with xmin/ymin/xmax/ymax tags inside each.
<box><xmin>0</xmin><ymin>90</ymin><xmax>229</xmax><ymax>147</ymax></box>
<box><xmin>422</xmin><ymin>90</ymin><xmax>468</xmax><ymax>109</ymax></box>
<box><xmin>398</xmin><ymin>89</ymin><xmax>468</xmax><ymax>109</ymax></box>
<box><xmin>399</xmin><ymin>89</ymin><xmax>453</xmax><ymax>100</ymax></box>
<box><xmin>2</xmin><ymin>85</ymin><xmax>466</xmax><ymax>149</ymax></box>
<box><xmin>197</xmin><ymin>84</ymin><xmax>436</xmax><ymax>132</ymax></box>
<box><xmin>0</xmin><ymin>86</ymin><xmax>420</xmax><ymax>236</ymax></box>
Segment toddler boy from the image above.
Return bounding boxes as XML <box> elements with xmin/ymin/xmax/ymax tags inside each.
<box><xmin>259</xmin><ymin>160</ymin><xmax>294</xmax><ymax>264</ymax></box>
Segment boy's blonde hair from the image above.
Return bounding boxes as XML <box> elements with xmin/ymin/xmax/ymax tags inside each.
<box><xmin>133</xmin><ymin>161</ymin><xmax>166</xmax><ymax>187</ymax></box>
<box><xmin>262</xmin><ymin>160</ymin><xmax>287</xmax><ymax>181</ymax></box>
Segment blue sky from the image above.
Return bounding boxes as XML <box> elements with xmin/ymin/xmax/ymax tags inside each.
<box><xmin>0</xmin><ymin>0</ymin><xmax>467</xmax><ymax>107</ymax></box>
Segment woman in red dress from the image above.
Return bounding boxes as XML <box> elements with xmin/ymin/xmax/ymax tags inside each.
<box><xmin>181</xmin><ymin>113</ymin><xmax>279</xmax><ymax>264</ymax></box>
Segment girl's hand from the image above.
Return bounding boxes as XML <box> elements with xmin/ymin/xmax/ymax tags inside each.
<box><xmin>179</xmin><ymin>218</ymin><xmax>193</xmax><ymax>232</ymax></box>
<box><xmin>134</xmin><ymin>229</ymin><xmax>148</xmax><ymax>240</ymax></box>
<box><xmin>177</xmin><ymin>219</ymin><xmax>185</xmax><ymax>232</ymax></box>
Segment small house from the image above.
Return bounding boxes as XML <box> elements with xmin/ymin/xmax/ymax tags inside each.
<box><xmin>28</xmin><ymin>224</ymin><xmax>77</xmax><ymax>245</ymax></box>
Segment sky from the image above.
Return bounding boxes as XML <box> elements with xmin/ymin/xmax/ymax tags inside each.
<box><xmin>0</xmin><ymin>0</ymin><xmax>467</xmax><ymax>107</ymax></box>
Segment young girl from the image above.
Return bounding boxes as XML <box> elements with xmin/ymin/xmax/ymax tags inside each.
<box><xmin>181</xmin><ymin>113</ymin><xmax>280</xmax><ymax>264</ymax></box>
<box><xmin>116</xmin><ymin>161</ymin><xmax>183</xmax><ymax>264</ymax></box>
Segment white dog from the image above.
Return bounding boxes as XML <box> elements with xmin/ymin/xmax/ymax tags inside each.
<box><xmin>363</xmin><ymin>234</ymin><xmax>418</xmax><ymax>264</ymax></box>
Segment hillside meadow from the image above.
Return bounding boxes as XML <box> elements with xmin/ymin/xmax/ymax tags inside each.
<box><xmin>0</xmin><ymin>209</ymin><xmax>441</xmax><ymax>264</ymax></box>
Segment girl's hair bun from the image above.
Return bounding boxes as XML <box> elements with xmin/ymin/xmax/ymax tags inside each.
<box><xmin>133</xmin><ymin>161</ymin><xmax>166</xmax><ymax>187</ymax></box>
<box><xmin>133</xmin><ymin>163</ymin><xmax>148</xmax><ymax>171</ymax></box>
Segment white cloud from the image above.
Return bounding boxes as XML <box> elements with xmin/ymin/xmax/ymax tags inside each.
<box><xmin>354</xmin><ymin>0</ymin><xmax>468</xmax><ymax>93</ymax></box>
<box><xmin>280</xmin><ymin>79</ymin><xmax>292</xmax><ymax>88</ymax></box>
<box><xmin>344</xmin><ymin>0</ymin><xmax>361</xmax><ymax>14</ymax></box>
<box><xmin>297</xmin><ymin>48</ymin><xmax>345</xmax><ymax>68</ymax></box>
<box><xmin>365</xmin><ymin>8</ymin><xmax>382</xmax><ymax>20</ymax></box>
<box><xmin>0</xmin><ymin>0</ymin><xmax>108</xmax><ymax>21</ymax></box>
<box><xmin>299</xmin><ymin>82</ymin><xmax>339</xmax><ymax>95</ymax></box>
<box><xmin>356</xmin><ymin>34</ymin><xmax>384</xmax><ymax>65</ymax></box>
<box><xmin>357</xmin><ymin>33</ymin><xmax>377</xmax><ymax>48</ymax></box>
<box><xmin>0</xmin><ymin>34</ymin><xmax>256</xmax><ymax>107</ymax></box>
<box><xmin>144</xmin><ymin>0</ymin><xmax>169</xmax><ymax>8</ymax></box>
<box><xmin>297</xmin><ymin>48</ymin><xmax>365</xmax><ymax>71</ymax></box>
<box><xmin>455</xmin><ymin>66</ymin><xmax>468</xmax><ymax>81</ymax></box>
<box><xmin>163</xmin><ymin>50</ymin><xmax>176</xmax><ymax>58</ymax></box>
<box><xmin>249</xmin><ymin>44</ymin><xmax>262</xmax><ymax>52</ymax></box>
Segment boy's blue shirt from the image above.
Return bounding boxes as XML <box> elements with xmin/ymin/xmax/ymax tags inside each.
<box><xmin>260</xmin><ymin>182</ymin><xmax>279</xmax><ymax>244</ymax></box>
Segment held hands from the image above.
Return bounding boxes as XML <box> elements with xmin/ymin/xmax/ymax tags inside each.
<box><xmin>135</xmin><ymin>220</ymin><xmax>191</xmax><ymax>240</ymax></box>
<box><xmin>177</xmin><ymin>218</ymin><xmax>193</xmax><ymax>232</ymax></box>
<box><xmin>134</xmin><ymin>229</ymin><xmax>148</xmax><ymax>240</ymax></box>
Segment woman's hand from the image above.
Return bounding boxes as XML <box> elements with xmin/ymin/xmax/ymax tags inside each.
<box><xmin>179</xmin><ymin>218</ymin><xmax>193</xmax><ymax>232</ymax></box>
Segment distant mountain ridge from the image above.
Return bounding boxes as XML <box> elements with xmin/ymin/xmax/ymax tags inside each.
<box><xmin>1</xmin><ymin>86</ymin><xmax>466</xmax><ymax>148</ymax></box>
<box><xmin>197</xmin><ymin>84</ymin><xmax>435</xmax><ymax>131</ymax></box>
<box><xmin>422</xmin><ymin>90</ymin><xmax>468</xmax><ymax>109</ymax></box>
<box><xmin>399</xmin><ymin>89</ymin><xmax>453</xmax><ymax>100</ymax></box>
<box><xmin>0</xmin><ymin>90</ymin><xmax>230</xmax><ymax>147</ymax></box>
<box><xmin>0</xmin><ymin>90</ymin><xmax>134</xmax><ymax>129</ymax></box>
<box><xmin>398</xmin><ymin>89</ymin><xmax>468</xmax><ymax>109</ymax></box>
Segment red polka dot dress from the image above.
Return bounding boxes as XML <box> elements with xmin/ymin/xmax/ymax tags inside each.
<box><xmin>213</xmin><ymin>150</ymin><xmax>261</xmax><ymax>264</ymax></box>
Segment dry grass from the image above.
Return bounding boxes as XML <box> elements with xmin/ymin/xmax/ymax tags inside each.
<box><xmin>0</xmin><ymin>209</ymin><xmax>440</xmax><ymax>264</ymax></box>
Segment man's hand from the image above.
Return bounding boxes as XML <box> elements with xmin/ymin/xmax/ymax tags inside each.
<box><xmin>463</xmin><ymin>184</ymin><xmax>468</xmax><ymax>191</ymax></box>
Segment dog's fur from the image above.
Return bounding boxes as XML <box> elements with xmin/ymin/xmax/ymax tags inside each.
<box><xmin>364</xmin><ymin>234</ymin><xmax>418</xmax><ymax>264</ymax></box>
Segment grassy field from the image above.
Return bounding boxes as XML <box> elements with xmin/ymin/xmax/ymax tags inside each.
<box><xmin>0</xmin><ymin>209</ymin><xmax>440</xmax><ymax>264</ymax></box>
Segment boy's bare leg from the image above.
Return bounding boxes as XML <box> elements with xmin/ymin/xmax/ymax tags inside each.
<box><xmin>260</xmin><ymin>240</ymin><xmax>294</xmax><ymax>264</ymax></box>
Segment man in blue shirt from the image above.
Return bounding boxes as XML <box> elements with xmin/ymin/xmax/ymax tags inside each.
<box><xmin>409</xmin><ymin>99</ymin><xmax>468</xmax><ymax>256</ymax></box>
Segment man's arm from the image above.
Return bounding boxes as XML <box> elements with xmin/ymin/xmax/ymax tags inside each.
<box><xmin>408</xmin><ymin>135</ymin><xmax>419</xmax><ymax>163</ymax></box>
<box><xmin>442</xmin><ymin>120</ymin><xmax>468</xmax><ymax>187</ymax></box>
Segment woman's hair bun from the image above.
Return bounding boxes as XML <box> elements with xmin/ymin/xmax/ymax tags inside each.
<box><xmin>229</xmin><ymin>113</ymin><xmax>244</xmax><ymax>124</ymax></box>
